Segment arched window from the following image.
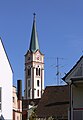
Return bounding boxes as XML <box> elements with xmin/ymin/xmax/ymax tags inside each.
<box><xmin>28</xmin><ymin>68</ymin><xmax>31</xmax><ymax>76</ymax></box>
<box><xmin>36</xmin><ymin>67</ymin><xmax>41</xmax><ymax>76</ymax></box>
<box><xmin>37</xmin><ymin>90</ymin><xmax>39</xmax><ymax>97</ymax></box>
<box><xmin>28</xmin><ymin>80</ymin><xmax>30</xmax><ymax>87</ymax></box>
<box><xmin>28</xmin><ymin>90</ymin><xmax>30</xmax><ymax>97</ymax></box>
<box><xmin>36</xmin><ymin>68</ymin><xmax>38</xmax><ymax>75</ymax></box>
<box><xmin>39</xmin><ymin>68</ymin><xmax>40</xmax><ymax>76</ymax></box>
<box><xmin>37</xmin><ymin>80</ymin><xmax>39</xmax><ymax>87</ymax></box>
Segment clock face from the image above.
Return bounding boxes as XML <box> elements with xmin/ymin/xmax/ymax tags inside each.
<box><xmin>28</xmin><ymin>55</ymin><xmax>30</xmax><ymax>60</ymax></box>
<box><xmin>36</xmin><ymin>53</ymin><xmax>40</xmax><ymax>60</ymax></box>
<box><xmin>28</xmin><ymin>56</ymin><xmax>30</xmax><ymax>60</ymax></box>
<box><xmin>37</xmin><ymin>56</ymin><xmax>39</xmax><ymax>60</ymax></box>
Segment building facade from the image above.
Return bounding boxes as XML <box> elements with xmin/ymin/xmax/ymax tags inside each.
<box><xmin>0</xmin><ymin>38</ymin><xmax>13</xmax><ymax>119</ymax></box>
<box><xmin>24</xmin><ymin>14</ymin><xmax>44</xmax><ymax>100</ymax></box>
<box><xmin>13</xmin><ymin>80</ymin><xmax>22</xmax><ymax>120</ymax></box>
<box><xmin>63</xmin><ymin>56</ymin><xmax>83</xmax><ymax>120</ymax></box>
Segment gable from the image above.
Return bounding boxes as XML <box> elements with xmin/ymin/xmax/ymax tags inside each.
<box><xmin>0</xmin><ymin>38</ymin><xmax>13</xmax><ymax>119</ymax></box>
<box><xmin>63</xmin><ymin>56</ymin><xmax>83</xmax><ymax>83</ymax></box>
<box><xmin>0</xmin><ymin>38</ymin><xmax>13</xmax><ymax>73</ymax></box>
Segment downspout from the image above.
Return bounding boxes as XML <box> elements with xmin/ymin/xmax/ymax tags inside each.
<box><xmin>69</xmin><ymin>82</ymin><xmax>71</xmax><ymax>120</ymax></box>
<box><xmin>69</xmin><ymin>80</ymin><xmax>73</xmax><ymax>120</ymax></box>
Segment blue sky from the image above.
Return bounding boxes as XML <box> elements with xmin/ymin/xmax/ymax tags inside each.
<box><xmin>0</xmin><ymin>0</ymin><xmax>83</xmax><ymax>93</ymax></box>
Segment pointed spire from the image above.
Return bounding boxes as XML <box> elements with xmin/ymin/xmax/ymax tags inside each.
<box><xmin>29</xmin><ymin>13</ymin><xmax>39</xmax><ymax>52</ymax></box>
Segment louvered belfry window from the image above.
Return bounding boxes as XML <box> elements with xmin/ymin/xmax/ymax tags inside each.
<box><xmin>36</xmin><ymin>68</ymin><xmax>40</xmax><ymax>76</ymax></box>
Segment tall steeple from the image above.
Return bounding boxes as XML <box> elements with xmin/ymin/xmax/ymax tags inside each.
<box><xmin>29</xmin><ymin>13</ymin><xmax>39</xmax><ymax>52</ymax></box>
<box><xmin>24</xmin><ymin>14</ymin><xmax>44</xmax><ymax>100</ymax></box>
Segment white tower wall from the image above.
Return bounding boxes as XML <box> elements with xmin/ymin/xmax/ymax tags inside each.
<box><xmin>25</xmin><ymin>51</ymin><xmax>44</xmax><ymax>99</ymax></box>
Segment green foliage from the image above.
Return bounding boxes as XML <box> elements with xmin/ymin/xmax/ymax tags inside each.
<box><xmin>29</xmin><ymin>107</ymin><xmax>37</xmax><ymax>120</ymax></box>
<box><xmin>48</xmin><ymin>116</ymin><xmax>54</xmax><ymax>120</ymax></box>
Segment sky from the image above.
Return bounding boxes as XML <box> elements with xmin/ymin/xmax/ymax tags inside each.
<box><xmin>0</xmin><ymin>0</ymin><xmax>83</xmax><ymax>94</ymax></box>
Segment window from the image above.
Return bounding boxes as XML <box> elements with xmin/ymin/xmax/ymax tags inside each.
<box><xmin>36</xmin><ymin>68</ymin><xmax>38</xmax><ymax>76</ymax></box>
<box><xmin>39</xmin><ymin>68</ymin><xmax>40</xmax><ymax>76</ymax></box>
<box><xmin>36</xmin><ymin>68</ymin><xmax>41</xmax><ymax>76</ymax></box>
<box><xmin>28</xmin><ymin>80</ymin><xmax>30</xmax><ymax>87</ymax></box>
<box><xmin>37</xmin><ymin>80</ymin><xmax>39</xmax><ymax>87</ymax></box>
<box><xmin>28</xmin><ymin>56</ymin><xmax>30</xmax><ymax>60</ymax></box>
<box><xmin>37</xmin><ymin>90</ymin><xmax>39</xmax><ymax>97</ymax></box>
<box><xmin>13</xmin><ymin>97</ymin><xmax>15</xmax><ymax>103</ymax></box>
<box><xmin>28</xmin><ymin>68</ymin><xmax>31</xmax><ymax>76</ymax></box>
<box><xmin>17</xmin><ymin>116</ymin><xmax>19</xmax><ymax>120</ymax></box>
<box><xmin>28</xmin><ymin>90</ymin><xmax>30</xmax><ymax>97</ymax></box>
<box><xmin>0</xmin><ymin>87</ymin><xmax>1</xmax><ymax>111</ymax></box>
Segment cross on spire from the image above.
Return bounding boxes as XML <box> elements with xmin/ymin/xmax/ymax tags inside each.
<box><xmin>33</xmin><ymin>13</ymin><xmax>36</xmax><ymax>21</ymax></box>
<box><xmin>29</xmin><ymin>13</ymin><xmax>39</xmax><ymax>52</ymax></box>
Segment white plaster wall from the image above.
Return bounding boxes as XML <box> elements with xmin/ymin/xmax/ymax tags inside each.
<box><xmin>34</xmin><ymin>78</ymin><xmax>41</xmax><ymax>98</ymax></box>
<box><xmin>13</xmin><ymin>87</ymin><xmax>18</xmax><ymax>110</ymax></box>
<box><xmin>25</xmin><ymin>50</ymin><xmax>44</xmax><ymax>99</ymax></box>
<box><xmin>42</xmin><ymin>69</ymin><xmax>44</xmax><ymax>91</ymax></box>
<box><xmin>34</xmin><ymin>64</ymin><xmax>44</xmax><ymax>99</ymax></box>
<box><xmin>0</xmin><ymin>40</ymin><xmax>13</xmax><ymax>119</ymax></box>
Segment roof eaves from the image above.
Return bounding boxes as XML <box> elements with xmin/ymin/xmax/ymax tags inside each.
<box><xmin>62</xmin><ymin>56</ymin><xmax>83</xmax><ymax>81</ymax></box>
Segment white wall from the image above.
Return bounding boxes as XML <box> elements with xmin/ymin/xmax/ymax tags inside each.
<box><xmin>33</xmin><ymin>51</ymin><xmax>44</xmax><ymax>99</ymax></box>
<box><xmin>25</xmin><ymin>50</ymin><xmax>44</xmax><ymax>99</ymax></box>
<box><xmin>34</xmin><ymin>64</ymin><xmax>44</xmax><ymax>99</ymax></box>
<box><xmin>0</xmin><ymin>40</ymin><xmax>13</xmax><ymax>119</ymax></box>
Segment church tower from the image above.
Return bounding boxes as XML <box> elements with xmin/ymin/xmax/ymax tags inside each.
<box><xmin>24</xmin><ymin>14</ymin><xmax>44</xmax><ymax>99</ymax></box>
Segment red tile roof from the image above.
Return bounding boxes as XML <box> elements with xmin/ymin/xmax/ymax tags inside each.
<box><xmin>36</xmin><ymin>85</ymin><xmax>69</xmax><ymax>118</ymax></box>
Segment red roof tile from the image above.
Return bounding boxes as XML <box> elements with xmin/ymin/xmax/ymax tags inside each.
<box><xmin>36</xmin><ymin>85</ymin><xmax>69</xmax><ymax>118</ymax></box>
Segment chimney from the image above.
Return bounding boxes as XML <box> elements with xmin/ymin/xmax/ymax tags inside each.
<box><xmin>17</xmin><ymin>80</ymin><xmax>22</xmax><ymax>100</ymax></box>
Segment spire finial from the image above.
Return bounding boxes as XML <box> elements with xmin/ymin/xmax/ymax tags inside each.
<box><xmin>33</xmin><ymin>13</ymin><xmax>36</xmax><ymax>21</ymax></box>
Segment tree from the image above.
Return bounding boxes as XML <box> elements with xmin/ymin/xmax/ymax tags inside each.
<box><xmin>29</xmin><ymin>107</ymin><xmax>37</xmax><ymax>120</ymax></box>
